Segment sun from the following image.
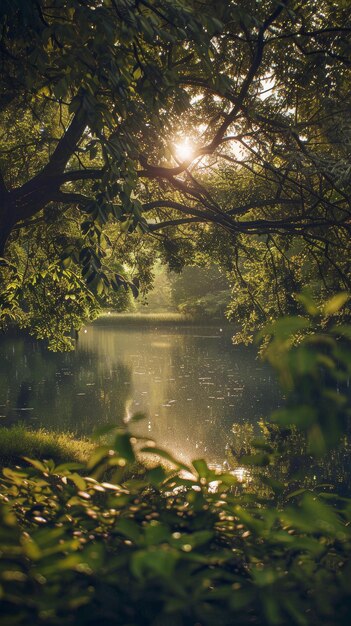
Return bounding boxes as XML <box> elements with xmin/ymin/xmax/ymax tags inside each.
<box><xmin>174</xmin><ymin>139</ymin><xmax>195</xmax><ymax>162</ymax></box>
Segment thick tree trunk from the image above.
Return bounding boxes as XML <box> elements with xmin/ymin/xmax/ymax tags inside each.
<box><xmin>0</xmin><ymin>193</ymin><xmax>16</xmax><ymax>258</ymax></box>
<box><xmin>0</xmin><ymin>108</ymin><xmax>87</xmax><ymax>258</ymax></box>
<box><xmin>0</xmin><ymin>230</ymin><xmax>9</xmax><ymax>257</ymax></box>
<box><xmin>0</xmin><ymin>177</ymin><xmax>63</xmax><ymax>257</ymax></box>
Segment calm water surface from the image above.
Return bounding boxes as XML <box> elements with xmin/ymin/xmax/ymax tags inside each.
<box><xmin>0</xmin><ymin>324</ymin><xmax>280</xmax><ymax>464</ymax></box>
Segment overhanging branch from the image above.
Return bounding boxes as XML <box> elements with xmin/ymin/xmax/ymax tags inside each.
<box><xmin>52</xmin><ymin>191</ymin><xmax>91</xmax><ymax>206</ymax></box>
<box><xmin>57</xmin><ymin>169</ymin><xmax>104</xmax><ymax>184</ymax></box>
<box><xmin>142</xmin><ymin>199</ymin><xmax>213</xmax><ymax>220</ymax></box>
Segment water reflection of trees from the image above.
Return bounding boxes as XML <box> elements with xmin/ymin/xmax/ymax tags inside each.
<box><xmin>0</xmin><ymin>335</ymin><xmax>133</xmax><ymax>434</ymax></box>
<box><xmin>1</xmin><ymin>331</ymin><xmax>350</xmax><ymax>492</ymax></box>
<box><xmin>0</xmin><ymin>326</ymin><xmax>281</xmax><ymax>459</ymax></box>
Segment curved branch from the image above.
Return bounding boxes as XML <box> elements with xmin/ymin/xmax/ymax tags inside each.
<box><xmin>57</xmin><ymin>169</ymin><xmax>104</xmax><ymax>184</ymax></box>
<box><xmin>142</xmin><ymin>199</ymin><xmax>213</xmax><ymax>220</ymax></box>
<box><xmin>149</xmin><ymin>217</ymin><xmax>199</xmax><ymax>231</ymax></box>
<box><xmin>227</xmin><ymin>198</ymin><xmax>299</xmax><ymax>216</ymax></box>
<box><xmin>51</xmin><ymin>191</ymin><xmax>91</xmax><ymax>206</ymax></box>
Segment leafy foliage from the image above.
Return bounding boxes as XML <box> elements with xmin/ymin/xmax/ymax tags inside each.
<box><xmin>259</xmin><ymin>291</ymin><xmax>351</xmax><ymax>453</ymax></box>
<box><xmin>1</xmin><ymin>0</ymin><xmax>351</xmax><ymax>346</ymax></box>
<box><xmin>171</xmin><ymin>265</ymin><xmax>230</xmax><ymax>320</ymax></box>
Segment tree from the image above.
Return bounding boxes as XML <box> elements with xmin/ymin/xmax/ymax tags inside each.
<box><xmin>1</xmin><ymin>0</ymin><xmax>350</xmax><ymax>344</ymax></box>
<box><xmin>0</xmin><ymin>0</ymin><xmax>218</xmax><ymax>343</ymax></box>
<box><xmin>0</xmin><ymin>0</ymin><xmax>217</xmax><ymax>252</ymax></box>
<box><xmin>138</xmin><ymin>0</ymin><xmax>351</xmax><ymax>336</ymax></box>
<box><xmin>142</xmin><ymin>0</ymin><xmax>351</xmax><ymax>239</ymax></box>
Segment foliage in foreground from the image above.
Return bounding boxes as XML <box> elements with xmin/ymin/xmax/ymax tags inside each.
<box><xmin>0</xmin><ymin>300</ymin><xmax>351</xmax><ymax>625</ymax></box>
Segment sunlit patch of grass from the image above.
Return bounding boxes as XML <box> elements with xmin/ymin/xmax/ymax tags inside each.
<box><xmin>0</xmin><ymin>425</ymin><xmax>94</xmax><ymax>467</ymax></box>
<box><xmin>93</xmin><ymin>311</ymin><xmax>193</xmax><ymax>326</ymax></box>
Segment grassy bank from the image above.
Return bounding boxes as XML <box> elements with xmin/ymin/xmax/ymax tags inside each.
<box><xmin>93</xmin><ymin>311</ymin><xmax>230</xmax><ymax>326</ymax></box>
<box><xmin>0</xmin><ymin>425</ymin><xmax>94</xmax><ymax>467</ymax></box>
<box><xmin>93</xmin><ymin>311</ymin><xmax>192</xmax><ymax>326</ymax></box>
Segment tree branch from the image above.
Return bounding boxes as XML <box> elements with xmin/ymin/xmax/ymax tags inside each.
<box><xmin>142</xmin><ymin>199</ymin><xmax>213</xmax><ymax>220</ymax></box>
<box><xmin>51</xmin><ymin>191</ymin><xmax>92</xmax><ymax>206</ymax></box>
<box><xmin>12</xmin><ymin>215</ymin><xmax>46</xmax><ymax>230</ymax></box>
<box><xmin>149</xmin><ymin>217</ymin><xmax>199</xmax><ymax>231</ymax></box>
<box><xmin>56</xmin><ymin>169</ymin><xmax>104</xmax><ymax>184</ymax></box>
<box><xmin>206</xmin><ymin>0</ymin><xmax>289</xmax><ymax>151</ymax></box>
<box><xmin>41</xmin><ymin>106</ymin><xmax>87</xmax><ymax>177</ymax></box>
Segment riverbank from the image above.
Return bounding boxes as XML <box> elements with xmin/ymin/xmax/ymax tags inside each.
<box><xmin>92</xmin><ymin>311</ymin><xmax>232</xmax><ymax>327</ymax></box>
<box><xmin>0</xmin><ymin>425</ymin><xmax>94</xmax><ymax>467</ymax></box>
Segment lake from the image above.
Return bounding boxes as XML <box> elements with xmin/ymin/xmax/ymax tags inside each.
<box><xmin>0</xmin><ymin>322</ymin><xmax>280</xmax><ymax>465</ymax></box>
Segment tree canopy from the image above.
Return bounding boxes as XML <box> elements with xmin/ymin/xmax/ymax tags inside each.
<box><xmin>0</xmin><ymin>0</ymin><xmax>350</xmax><ymax>345</ymax></box>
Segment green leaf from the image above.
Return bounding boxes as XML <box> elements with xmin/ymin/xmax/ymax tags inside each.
<box><xmin>131</xmin><ymin>548</ymin><xmax>179</xmax><ymax>579</ymax></box>
<box><xmin>323</xmin><ymin>292</ymin><xmax>349</xmax><ymax>316</ymax></box>
<box><xmin>140</xmin><ymin>446</ymin><xmax>190</xmax><ymax>471</ymax></box>
<box><xmin>331</xmin><ymin>324</ymin><xmax>351</xmax><ymax>340</ymax></box>
<box><xmin>92</xmin><ymin>423</ymin><xmax>119</xmax><ymax>439</ymax></box>
<box><xmin>144</xmin><ymin>523</ymin><xmax>170</xmax><ymax>546</ymax></box>
<box><xmin>271</xmin><ymin>405</ymin><xmax>317</xmax><ymax>428</ymax></box>
<box><xmin>22</xmin><ymin>457</ymin><xmax>48</xmax><ymax>472</ymax></box>
<box><xmin>54</xmin><ymin>462</ymin><xmax>85</xmax><ymax>473</ymax></box>
<box><xmin>295</xmin><ymin>291</ymin><xmax>319</xmax><ymax>316</ymax></box>
<box><xmin>86</xmin><ymin>446</ymin><xmax>110</xmax><ymax>470</ymax></box>
<box><xmin>240</xmin><ymin>453</ymin><xmax>270</xmax><ymax>467</ymax></box>
<box><xmin>258</xmin><ymin>316</ymin><xmax>310</xmax><ymax>342</ymax></box>
<box><xmin>145</xmin><ymin>466</ymin><xmax>167</xmax><ymax>487</ymax></box>
<box><xmin>113</xmin><ymin>432</ymin><xmax>135</xmax><ymax>462</ymax></box>
<box><xmin>192</xmin><ymin>458</ymin><xmax>210</xmax><ymax>479</ymax></box>
<box><xmin>68</xmin><ymin>473</ymin><xmax>86</xmax><ymax>491</ymax></box>
<box><xmin>181</xmin><ymin>530</ymin><xmax>213</xmax><ymax>548</ymax></box>
<box><xmin>116</xmin><ymin>518</ymin><xmax>141</xmax><ymax>543</ymax></box>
